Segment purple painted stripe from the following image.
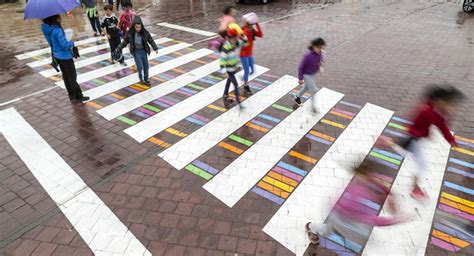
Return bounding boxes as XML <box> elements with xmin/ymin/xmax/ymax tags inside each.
<box><xmin>447</xmin><ymin>166</ymin><xmax>474</xmax><ymax>179</ymax></box>
<box><xmin>251</xmin><ymin>187</ymin><xmax>284</xmax><ymax>205</ymax></box>
<box><xmin>305</xmin><ymin>134</ymin><xmax>332</xmax><ymax>145</ymax></box>
<box><xmin>192</xmin><ymin>114</ymin><xmax>209</xmax><ymax>123</ymax></box>
<box><xmin>153</xmin><ymin>100</ymin><xmax>170</xmax><ymax>108</ymax></box>
<box><xmin>132</xmin><ymin>109</ymin><xmax>150</xmax><ymax>119</ymax></box>
<box><xmin>175</xmin><ymin>89</ymin><xmax>193</xmax><ymax>97</ymax></box>
<box><xmin>367</xmin><ymin>156</ymin><xmax>399</xmax><ymax>170</ymax></box>
<box><xmin>438</xmin><ymin>203</ymin><xmax>474</xmax><ymax>221</ymax></box>
<box><xmin>82</xmin><ymin>83</ymin><xmax>95</xmax><ymax>89</ymax></box>
<box><xmin>332</xmin><ymin>107</ymin><xmax>355</xmax><ymax>117</ymax></box>
<box><xmin>157</xmin><ymin>97</ymin><xmax>176</xmax><ymax>106</ymax></box>
<box><xmin>192</xmin><ymin>160</ymin><xmax>219</xmax><ymax>175</ymax></box>
<box><xmin>137</xmin><ymin>107</ymin><xmax>155</xmax><ymax>116</ymax></box>
<box><xmin>260</xmin><ymin>73</ymin><xmax>279</xmax><ymax>79</ymax></box>
<box><xmin>102</xmin><ymin>75</ymin><xmax>116</xmax><ymax>82</ymax></box>
<box><xmin>180</xmin><ymin>87</ymin><xmax>197</xmax><ymax>95</ymax></box>
<box><xmin>385</xmin><ymin>129</ymin><xmax>409</xmax><ymax>138</ymax></box>
<box><xmin>430</xmin><ymin>237</ymin><xmax>459</xmax><ymax>252</ymax></box>
<box><xmin>320</xmin><ymin>237</ymin><xmax>356</xmax><ymax>256</ymax></box>
<box><xmin>457</xmin><ymin>140</ymin><xmax>474</xmax><ymax>148</ymax></box>
<box><xmin>272</xmin><ymin>166</ymin><xmax>303</xmax><ymax>182</ymax></box>
<box><xmin>162</xmin><ymin>95</ymin><xmax>180</xmax><ymax>103</ymax></box>
<box><xmin>372</xmin><ymin>172</ymin><xmax>393</xmax><ymax>183</ymax></box>
<box><xmin>104</xmin><ymin>95</ymin><xmax>119</xmax><ymax>102</ymax></box>
<box><xmin>123</xmin><ymin>87</ymin><xmax>140</xmax><ymax>94</ymax></box>
<box><xmin>248</xmin><ymin>81</ymin><xmax>265</xmax><ymax>89</ymax></box>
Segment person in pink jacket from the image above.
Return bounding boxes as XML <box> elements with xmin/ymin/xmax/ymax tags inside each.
<box><xmin>218</xmin><ymin>6</ymin><xmax>237</xmax><ymax>36</ymax></box>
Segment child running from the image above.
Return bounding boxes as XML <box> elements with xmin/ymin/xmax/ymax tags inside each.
<box><xmin>218</xmin><ymin>6</ymin><xmax>237</xmax><ymax>36</ymax></box>
<box><xmin>118</xmin><ymin>2</ymin><xmax>135</xmax><ymax>38</ymax></box>
<box><xmin>294</xmin><ymin>38</ymin><xmax>326</xmax><ymax>113</ymax></box>
<box><xmin>220</xmin><ymin>27</ymin><xmax>248</xmax><ymax>107</ymax></box>
<box><xmin>240</xmin><ymin>12</ymin><xmax>263</xmax><ymax>95</ymax></box>
<box><xmin>81</xmin><ymin>0</ymin><xmax>103</xmax><ymax>36</ymax></box>
<box><xmin>101</xmin><ymin>4</ymin><xmax>126</xmax><ymax>65</ymax></box>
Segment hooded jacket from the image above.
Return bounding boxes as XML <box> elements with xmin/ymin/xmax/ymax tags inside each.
<box><xmin>80</xmin><ymin>0</ymin><xmax>97</xmax><ymax>8</ymax></box>
<box><xmin>118</xmin><ymin>16</ymin><xmax>157</xmax><ymax>55</ymax></box>
<box><xmin>41</xmin><ymin>23</ymin><xmax>74</xmax><ymax>60</ymax></box>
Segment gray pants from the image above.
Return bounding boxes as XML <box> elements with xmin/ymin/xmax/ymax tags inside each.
<box><xmin>297</xmin><ymin>74</ymin><xmax>319</xmax><ymax>109</ymax></box>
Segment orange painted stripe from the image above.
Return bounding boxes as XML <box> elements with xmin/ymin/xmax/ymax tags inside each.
<box><xmin>151</xmin><ymin>76</ymin><xmax>167</xmax><ymax>82</ymax></box>
<box><xmin>289</xmin><ymin>150</ymin><xmax>317</xmax><ymax>164</ymax></box>
<box><xmin>194</xmin><ymin>59</ymin><xmax>207</xmax><ymax>65</ymax></box>
<box><xmin>267</xmin><ymin>171</ymin><xmax>298</xmax><ymax>187</ymax></box>
<box><xmin>432</xmin><ymin>229</ymin><xmax>469</xmax><ymax>248</ymax></box>
<box><xmin>218</xmin><ymin>142</ymin><xmax>243</xmax><ymax>155</ymax></box>
<box><xmin>455</xmin><ymin>135</ymin><xmax>474</xmax><ymax>144</ymax></box>
<box><xmin>309</xmin><ymin>130</ymin><xmax>335</xmax><ymax>142</ymax></box>
<box><xmin>49</xmin><ymin>76</ymin><xmax>62</xmax><ymax>81</ymax></box>
<box><xmin>245</xmin><ymin>122</ymin><xmax>269</xmax><ymax>133</ymax></box>
<box><xmin>129</xmin><ymin>85</ymin><xmax>145</xmax><ymax>92</ymax></box>
<box><xmin>134</xmin><ymin>84</ymin><xmax>150</xmax><ymax>90</ymax></box>
<box><xmin>330</xmin><ymin>110</ymin><xmax>353</xmax><ymax>120</ymax></box>
<box><xmin>172</xmin><ymin>68</ymin><xmax>186</xmax><ymax>74</ymax></box>
<box><xmin>257</xmin><ymin>181</ymin><xmax>289</xmax><ymax>199</ymax></box>
<box><xmin>86</xmin><ymin>101</ymin><xmax>103</xmax><ymax>109</ymax></box>
<box><xmin>439</xmin><ymin>198</ymin><xmax>474</xmax><ymax>215</ymax></box>
<box><xmin>148</xmin><ymin>137</ymin><xmax>171</xmax><ymax>148</ymax></box>
<box><xmin>110</xmin><ymin>93</ymin><xmax>125</xmax><ymax>100</ymax></box>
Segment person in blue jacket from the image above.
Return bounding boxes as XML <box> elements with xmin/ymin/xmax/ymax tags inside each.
<box><xmin>41</xmin><ymin>15</ymin><xmax>89</xmax><ymax>102</ymax></box>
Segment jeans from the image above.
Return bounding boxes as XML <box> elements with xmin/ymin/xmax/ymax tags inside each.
<box><xmin>134</xmin><ymin>48</ymin><xmax>149</xmax><ymax>81</ymax></box>
<box><xmin>240</xmin><ymin>56</ymin><xmax>255</xmax><ymax>82</ymax></box>
<box><xmin>56</xmin><ymin>59</ymin><xmax>84</xmax><ymax>99</ymax></box>
<box><xmin>108</xmin><ymin>35</ymin><xmax>122</xmax><ymax>62</ymax></box>
<box><xmin>87</xmin><ymin>15</ymin><xmax>102</xmax><ymax>34</ymax></box>
<box><xmin>297</xmin><ymin>74</ymin><xmax>319</xmax><ymax>108</ymax></box>
<box><xmin>223</xmin><ymin>71</ymin><xmax>240</xmax><ymax>103</ymax></box>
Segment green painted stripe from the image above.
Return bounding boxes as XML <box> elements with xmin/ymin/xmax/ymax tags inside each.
<box><xmin>185</xmin><ymin>164</ymin><xmax>212</xmax><ymax>180</ymax></box>
<box><xmin>272</xmin><ymin>104</ymin><xmax>293</xmax><ymax>113</ymax></box>
<box><xmin>229</xmin><ymin>134</ymin><xmax>253</xmax><ymax>147</ymax></box>
<box><xmin>92</xmin><ymin>79</ymin><xmax>106</xmax><ymax>85</ymax></box>
<box><xmin>208</xmin><ymin>75</ymin><xmax>223</xmax><ymax>81</ymax></box>
<box><xmin>143</xmin><ymin>104</ymin><xmax>161</xmax><ymax>113</ymax></box>
<box><xmin>187</xmin><ymin>83</ymin><xmax>205</xmax><ymax>90</ymax></box>
<box><xmin>117</xmin><ymin>116</ymin><xmax>137</xmax><ymax>126</ymax></box>
<box><xmin>370</xmin><ymin>151</ymin><xmax>401</xmax><ymax>165</ymax></box>
<box><xmin>388</xmin><ymin>122</ymin><xmax>406</xmax><ymax>131</ymax></box>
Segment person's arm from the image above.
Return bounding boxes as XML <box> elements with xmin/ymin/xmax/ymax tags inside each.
<box><xmin>434</xmin><ymin>114</ymin><xmax>457</xmax><ymax>146</ymax></box>
<box><xmin>147</xmin><ymin>32</ymin><xmax>158</xmax><ymax>52</ymax></box>
<box><xmin>55</xmin><ymin>29</ymin><xmax>74</xmax><ymax>50</ymax></box>
<box><xmin>117</xmin><ymin>32</ymin><xmax>129</xmax><ymax>50</ymax></box>
<box><xmin>297</xmin><ymin>54</ymin><xmax>308</xmax><ymax>82</ymax></box>
<box><xmin>254</xmin><ymin>23</ymin><xmax>263</xmax><ymax>38</ymax></box>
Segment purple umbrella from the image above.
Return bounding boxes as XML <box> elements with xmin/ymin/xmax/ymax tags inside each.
<box><xmin>24</xmin><ymin>0</ymin><xmax>81</xmax><ymax>20</ymax></box>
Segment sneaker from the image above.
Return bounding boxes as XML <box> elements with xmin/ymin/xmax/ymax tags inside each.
<box><xmin>311</xmin><ymin>107</ymin><xmax>319</xmax><ymax>114</ymax></box>
<box><xmin>244</xmin><ymin>85</ymin><xmax>253</xmax><ymax>95</ymax></box>
<box><xmin>411</xmin><ymin>185</ymin><xmax>429</xmax><ymax>202</ymax></box>
<box><xmin>72</xmin><ymin>96</ymin><xmax>90</xmax><ymax>103</ymax></box>
<box><xmin>294</xmin><ymin>96</ymin><xmax>302</xmax><ymax>106</ymax></box>
<box><xmin>223</xmin><ymin>95</ymin><xmax>234</xmax><ymax>103</ymax></box>
<box><xmin>94</xmin><ymin>32</ymin><xmax>99</xmax><ymax>37</ymax></box>
<box><xmin>110</xmin><ymin>59</ymin><xmax>115</xmax><ymax>64</ymax></box>
<box><xmin>143</xmin><ymin>80</ymin><xmax>151</xmax><ymax>86</ymax></box>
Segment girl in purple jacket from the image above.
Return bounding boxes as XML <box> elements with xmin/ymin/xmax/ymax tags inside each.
<box><xmin>294</xmin><ymin>38</ymin><xmax>326</xmax><ymax>113</ymax></box>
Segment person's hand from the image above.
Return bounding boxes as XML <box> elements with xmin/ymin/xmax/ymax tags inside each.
<box><xmin>224</xmin><ymin>72</ymin><xmax>229</xmax><ymax>79</ymax></box>
<box><xmin>298</xmin><ymin>80</ymin><xmax>304</xmax><ymax>85</ymax></box>
<box><xmin>155</xmin><ymin>50</ymin><xmax>159</xmax><ymax>54</ymax></box>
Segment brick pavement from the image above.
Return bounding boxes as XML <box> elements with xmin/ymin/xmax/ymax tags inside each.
<box><xmin>0</xmin><ymin>0</ymin><xmax>473</xmax><ymax>255</ymax></box>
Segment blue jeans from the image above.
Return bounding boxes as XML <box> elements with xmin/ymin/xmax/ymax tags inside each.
<box><xmin>240</xmin><ymin>56</ymin><xmax>255</xmax><ymax>82</ymax></box>
<box><xmin>134</xmin><ymin>48</ymin><xmax>149</xmax><ymax>81</ymax></box>
<box><xmin>223</xmin><ymin>71</ymin><xmax>241</xmax><ymax>103</ymax></box>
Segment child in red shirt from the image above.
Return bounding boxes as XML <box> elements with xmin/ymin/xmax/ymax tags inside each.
<box><xmin>118</xmin><ymin>2</ymin><xmax>135</xmax><ymax>38</ymax></box>
<box><xmin>240</xmin><ymin>12</ymin><xmax>263</xmax><ymax>95</ymax></box>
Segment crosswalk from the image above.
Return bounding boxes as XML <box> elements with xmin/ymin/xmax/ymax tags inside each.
<box><xmin>14</xmin><ymin>33</ymin><xmax>474</xmax><ymax>256</ymax></box>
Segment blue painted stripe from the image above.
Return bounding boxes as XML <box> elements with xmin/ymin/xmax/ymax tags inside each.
<box><xmin>258</xmin><ymin>114</ymin><xmax>281</xmax><ymax>123</ymax></box>
<box><xmin>123</xmin><ymin>87</ymin><xmax>140</xmax><ymax>94</ymax></box>
<box><xmin>180</xmin><ymin>87</ymin><xmax>198</xmax><ymax>95</ymax></box>
<box><xmin>372</xmin><ymin>148</ymin><xmax>403</xmax><ymax>160</ymax></box>
<box><xmin>185</xmin><ymin>117</ymin><xmax>206</xmax><ymax>126</ymax></box>
<box><xmin>457</xmin><ymin>140</ymin><xmax>474</xmax><ymax>148</ymax></box>
<box><xmin>320</xmin><ymin>237</ymin><xmax>355</xmax><ymax>256</ymax></box>
<box><xmin>192</xmin><ymin>160</ymin><xmax>219</xmax><ymax>175</ymax></box>
<box><xmin>162</xmin><ymin>95</ymin><xmax>180</xmax><ymax>103</ymax></box>
<box><xmin>254</xmin><ymin>77</ymin><xmax>272</xmax><ymax>84</ymax></box>
<box><xmin>277</xmin><ymin>161</ymin><xmax>307</xmax><ymax>176</ymax></box>
<box><xmin>305</xmin><ymin>134</ymin><xmax>332</xmax><ymax>145</ymax></box>
<box><xmin>384</xmin><ymin>129</ymin><xmax>409</xmax><ymax>138</ymax></box>
<box><xmin>392</xmin><ymin>116</ymin><xmax>413</xmax><ymax>125</ymax></box>
<box><xmin>339</xmin><ymin>100</ymin><xmax>362</xmax><ymax>109</ymax></box>
<box><xmin>250</xmin><ymin>119</ymin><xmax>273</xmax><ymax>130</ymax></box>
<box><xmin>199</xmin><ymin>77</ymin><xmax>218</xmax><ymax>85</ymax></box>
<box><xmin>447</xmin><ymin>167</ymin><xmax>474</xmax><ymax>179</ymax></box>
<box><xmin>251</xmin><ymin>187</ymin><xmax>284</xmax><ymax>205</ymax></box>
<box><xmin>444</xmin><ymin>181</ymin><xmax>474</xmax><ymax>195</ymax></box>
<box><xmin>367</xmin><ymin>156</ymin><xmax>399</xmax><ymax>170</ymax></box>
<box><xmin>153</xmin><ymin>100</ymin><xmax>170</xmax><ymax>108</ymax></box>
<box><xmin>327</xmin><ymin>233</ymin><xmax>362</xmax><ymax>253</ymax></box>
<box><xmin>449</xmin><ymin>158</ymin><xmax>474</xmax><ymax>169</ymax></box>
<box><xmin>132</xmin><ymin>109</ymin><xmax>150</xmax><ymax>119</ymax></box>
<box><xmin>433</xmin><ymin>222</ymin><xmax>474</xmax><ymax>243</ymax></box>
<box><xmin>343</xmin><ymin>192</ymin><xmax>380</xmax><ymax>211</ymax></box>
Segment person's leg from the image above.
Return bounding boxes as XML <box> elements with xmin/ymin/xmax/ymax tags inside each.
<box><xmin>93</xmin><ymin>17</ymin><xmax>102</xmax><ymax>34</ymax></box>
<box><xmin>142</xmin><ymin>52</ymin><xmax>149</xmax><ymax>81</ymax></box>
<box><xmin>134</xmin><ymin>51</ymin><xmax>144</xmax><ymax>81</ymax></box>
<box><xmin>303</xmin><ymin>74</ymin><xmax>319</xmax><ymax>111</ymax></box>
<box><xmin>241</xmin><ymin>57</ymin><xmax>250</xmax><ymax>83</ymax></box>
<box><xmin>59</xmin><ymin>59</ymin><xmax>85</xmax><ymax>100</ymax></box>
<box><xmin>88</xmin><ymin>15</ymin><xmax>98</xmax><ymax>33</ymax></box>
<box><xmin>57</xmin><ymin>59</ymin><xmax>74</xmax><ymax>99</ymax></box>
<box><xmin>229</xmin><ymin>72</ymin><xmax>241</xmax><ymax>104</ymax></box>
<box><xmin>249</xmin><ymin>56</ymin><xmax>255</xmax><ymax>74</ymax></box>
<box><xmin>108</xmin><ymin>38</ymin><xmax>115</xmax><ymax>62</ymax></box>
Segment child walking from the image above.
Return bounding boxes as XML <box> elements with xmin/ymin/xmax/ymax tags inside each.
<box><xmin>101</xmin><ymin>4</ymin><xmax>126</xmax><ymax>65</ymax></box>
<box><xmin>294</xmin><ymin>38</ymin><xmax>326</xmax><ymax>113</ymax></box>
<box><xmin>118</xmin><ymin>2</ymin><xmax>135</xmax><ymax>38</ymax></box>
<box><xmin>220</xmin><ymin>28</ymin><xmax>248</xmax><ymax>107</ymax></box>
<box><xmin>240</xmin><ymin>12</ymin><xmax>263</xmax><ymax>95</ymax></box>
<box><xmin>117</xmin><ymin>16</ymin><xmax>158</xmax><ymax>85</ymax></box>
<box><xmin>218</xmin><ymin>6</ymin><xmax>237</xmax><ymax>36</ymax></box>
<box><xmin>81</xmin><ymin>0</ymin><xmax>103</xmax><ymax>36</ymax></box>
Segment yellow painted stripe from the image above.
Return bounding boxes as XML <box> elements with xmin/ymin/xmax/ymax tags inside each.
<box><xmin>110</xmin><ymin>93</ymin><xmax>125</xmax><ymax>100</ymax></box>
<box><xmin>455</xmin><ymin>135</ymin><xmax>474</xmax><ymax>144</ymax></box>
<box><xmin>86</xmin><ymin>101</ymin><xmax>103</xmax><ymax>109</ymax></box>
<box><xmin>208</xmin><ymin>104</ymin><xmax>226</xmax><ymax>112</ymax></box>
<box><xmin>218</xmin><ymin>142</ymin><xmax>243</xmax><ymax>155</ymax></box>
<box><xmin>289</xmin><ymin>150</ymin><xmax>317</xmax><ymax>164</ymax></box>
<box><xmin>330</xmin><ymin>110</ymin><xmax>353</xmax><ymax>120</ymax></box>
<box><xmin>165</xmin><ymin>128</ymin><xmax>187</xmax><ymax>138</ymax></box>
<box><xmin>134</xmin><ymin>83</ymin><xmax>150</xmax><ymax>90</ymax></box>
<box><xmin>439</xmin><ymin>198</ymin><xmax>474</xmax><ymax>214</ymax></box>
<box><xmin>309</xmin><ymin>130</ymin><xmax>335</xmax><ymax>142</ymax></box>
<box><xmin>257</xmin><ymin>181</ymin><xmax>289</xmax><ymax>199</ymax></box>
<box><xmin>267</xmin><ymin>171</ymin><xmax>298</xmax><ymax>187</ymax></box>
<box><xmin>245</xmin><ymin>122</ymin><xmax>269</xmax><ymax>133</ymax></box>
<box><xmin>49</xmin><ymin>76</ymin><xmax>62</xmax><ymax>81</ymax></box>
<box><xmin>432</xmin><ymin>229</ymin><xmax>470</xmax><ymax>248</ymax></box>
<box><xmin>148</xmin><ymin>137</ymin><xmax>171</xmax><ymax>148</ymax></box>
<box><xmin>321</xmin><ymin>119</ymin><xmax>346</xmax><ymax>129</ymax></box>
<box><xmin>262</xmin><ymin>176</ymin><xmax>294</xmax><ymax>193</ymax></box>
<box><xmin>441</xmin><ymin>192</ymin><xmax>474</xmax><ymax>208</ymax></box>
<box><xmin>453</xmin><ymin>147</ymin><xmax>474</xmax><ymax>156</ymax></box>
<box><xmin>129</xmin><ymin>85</ymin><xmax>145</xmax><ymax>92</ymax></box>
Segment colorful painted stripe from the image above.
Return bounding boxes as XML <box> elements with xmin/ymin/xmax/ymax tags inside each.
<box><xmin>288</xmin><ymin>150</ymin><xmax>317</xmax><ymax>164</ymax></box>
<box><xmin>449</xmin><ymin>158</ymin><xmax>473</xmax><ymax>169</ymax></box>
<box><xmin>271</xmin><ymin>103</ymin><xmax>293</xmax><ymax>113</ymax></box>
<box><xmin>228</xmin><ymin>134</ymin><xmax>254</xmax><ymax>147</ymax></box>
<box><xmin>443</xmin><ymin>181</ymin><xmax>474</xmax><ymax>195</ymax></box>
<box><xmin>321</xmin><ymin>119</ymin><xmax>346</xmax><ymax>129</ymax></box>
<box><xmin>218</xmin><ymin>141</ymin><xmax>243</xmax><ymax>155</ymax></box>
<box><xmin>185</xmin><ymin>164</ymin><xmax>213</xmax><ymax>180</ymax></box>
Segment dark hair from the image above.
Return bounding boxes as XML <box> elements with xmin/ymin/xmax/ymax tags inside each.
<box><xmin>124</xmin><ymin>2</ymin><xmax>133</xmax><ymax>8</ymax></box>
<box><xmin>308</xmin><ymin>37</ymin><xmax>326</xmax><ymax>50</ymax></box>
<box><xmin>223</xmin><ymin>5</ymin><xmax>235</xmax><ymax>15</ymax></box>
<box><xmin>104</xmin><ymin>4</ymin><xmax>113</xmax><ymax>11</ymax></box>
<box><xmin>353</xmin><ymin>159</ymin><xmax>378</xmax><ymax>176</ymax></box>
<box><xmin>424</xmin><ymin>84</ymin><xmax>465</xmax><ymax>102</ymax></box>
<box><xmin>42</xmin><ymin>15</ymin><xmax>61</xmax><ymax>26</ymax></box>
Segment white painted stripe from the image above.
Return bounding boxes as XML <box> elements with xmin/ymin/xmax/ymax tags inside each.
<box><xmin>39</xmin><ymin>38</ymin><xmax>172</xmax><ymax>78</ymax></box>
<box><xmin>263</xmin><ymin>103</ymin><xmax>393</xmax><ymax>255</ymax></box>
<box><xmin>159</xmin><ymin>75</ymin><xmax>300</xmax><ymax>170</ymax></box>
<box><xmin>363</xmin><ymin>130</ymin><xmax>451</xmax><ymax>256</ymax></box>
<box><xmin>157</xmin><ymin>22</ymin><xmax>217</xmax><ymax>37</ymax></box>
<box><xmin>97</xmin><ymin>60</ymin><xmax>220</xmax><ymax>120</ymax></box>
<box><xmin>56</xmin><ymin>42</ymin><xmax>191</xmax><ymax>88</ymax></box>
<box><xmin>0</xmin><ymin>108</ymin><xmax>151</xmax><ymax>256</ymax></box>
<box><xmin>201</xmin><ymin>86</ymin><xmax>345</xmax><ymax>207</ymax></box>
<box><xmin>16</xmin><ymin>36</ymin><xmax>106</xmax><ymax>60</ymax></box>
<box><xmin>84</xmin><ymin>48</ymin><xmax>213</xmax><ymax>101</ymax></box>
<box><xmin>124</xmin><ymin>66</ymin><xmax>269</xmax><ymax>143</ymax></box>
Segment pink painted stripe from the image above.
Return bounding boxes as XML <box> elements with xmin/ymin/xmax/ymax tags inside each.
<box><xmin>430</xmin><ymin>237</ymin><xmax>459</xmax><ymax>252</ymax></box>
<box><xmin>138</xmin><ymin>107</ymin><xmax>155</xmax><ymax>116</ymax></box>
<box><xmin>438</xmin><ymin>203</ymin><xmax>474</xmax><ymax>221</ymax></box>
<box><xmin>272</xmin><ymin>166</ymin><xmax>303</xmax><ymax>182</ymax></box>
<box><xmin>156</xmin><ymin>97</ymin><xmax>176</xmax><ymax>106</ymax></box>
<box><xmin>372</xmin><ymin>172</ymin><xmax>393</xmax><ymax>183</ymax></box>
<box><xmin>175</xmin><ymin>89</ymin><xmax>193</xmax><ymax>97</ymax></box>
<box><xmin>332</xmin><ymin>107</ymin><xmax>355</xmax><ymax>117</ymax></box>
<box><xmin>102</xmin><ymin>75</ymin><xmax>115</xmax><ymax>82</ymax></box>
<box><xmin>261</xmin><ymin>73</ymin><xmax>279</xmax><ymax>79</ymax></box>
<box><xmin>192</xmin><ymin>114</ymin><xmax>209</xmax><ymax>123</ymax></box>
<box><xmin>248</xmin><ymin>81</ymin><xmax>265</xmax><ymax>89</ymax></box>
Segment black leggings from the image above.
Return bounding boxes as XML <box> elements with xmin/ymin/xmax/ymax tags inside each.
<box><xmin>57</xmin><ymin>59</ymin><xmax>84</xmax><ymax>99</ymax></box>
<box><xmin>88</xmin><ymin>15</ymin><xmax>102</xmax><ymax>33</ymax></box>
<box><xmin>223</xmin><ymin>71</ymin><xmax>240</xmax><ymax>103</ymax></box>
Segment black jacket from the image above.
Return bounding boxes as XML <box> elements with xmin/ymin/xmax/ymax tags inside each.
<box><xmin>117</xmin><ymin>16</ymin><xmax>158</xmax><ymax>55</ymax></box>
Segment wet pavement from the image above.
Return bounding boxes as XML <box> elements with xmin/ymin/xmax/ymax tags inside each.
<box><xmin>0</xmin><ymin>0</ymin><xmax>473</xmax><ymax>255</ymax></box>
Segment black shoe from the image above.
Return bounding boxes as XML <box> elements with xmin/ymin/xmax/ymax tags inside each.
<box><xmin>143</xmin><ymin>80</ymin><xmax>151</xmax><ymax>86</ymax></box>
<box><xmin>244</xmin><ymin>85</ymin><xmax>253</xmax><ymax>95</ymax></box>
<box><xmin>223</xmin><ymin>95</ymin><xmax>234</xmax><ymax>103</ymax></box>
<box><xmin>294</xmin><ymin>96</ymin><xmax>302</xmax><ymax>105</ymax></box>
<box><xmin>78</xmin><ymin>96</ymin><xmax>90</xmax><ymax>102</ymax></box>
